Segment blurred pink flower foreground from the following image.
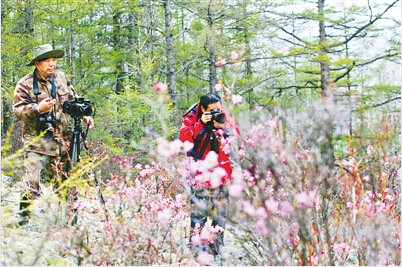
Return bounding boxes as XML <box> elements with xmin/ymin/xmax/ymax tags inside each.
<box><xmin>154</xmin><ymin>81</ymin><xmax>168</xmax><ymax>92</ymax></box>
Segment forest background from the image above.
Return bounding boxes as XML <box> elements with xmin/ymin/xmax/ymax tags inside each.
<box><xmin>1</xmin><ymin>0</ymin><xmax>401</xmax><ymax>266</ymax></box>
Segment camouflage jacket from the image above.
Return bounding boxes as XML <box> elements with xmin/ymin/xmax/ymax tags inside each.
<box><xmin>12</xmin><ymin>69</ymin><xmax>77</xmax><ymax>156</ymax></box>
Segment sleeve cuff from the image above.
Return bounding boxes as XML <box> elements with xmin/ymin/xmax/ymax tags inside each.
<box><xmin>34</xmin><ymin>105</ymin><xmax>45</xmax><ymax>116</ymax></box>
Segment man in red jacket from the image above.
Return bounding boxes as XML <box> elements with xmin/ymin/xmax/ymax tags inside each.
<box><xmin>179</xmin><ymin>92</ymin><xmax>240</xmax><ymax>258</ymax></box>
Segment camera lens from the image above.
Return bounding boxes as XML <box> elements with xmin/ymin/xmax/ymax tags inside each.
<box><xmin>210</xmin><ymin>109</ymin><xmax>226</xmax><ymax>124</ymax></box>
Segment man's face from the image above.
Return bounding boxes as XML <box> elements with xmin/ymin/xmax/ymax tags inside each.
<box><xmin>35</xmin><ymin>58</ymin><xmax>57</xmax><ymax>78</ymax></box>
<box><xmin>205</xmin><ymin>102</ymin><xmax>222</xmax><ymax>112</ymax></box>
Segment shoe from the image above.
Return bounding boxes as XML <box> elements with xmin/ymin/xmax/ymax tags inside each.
<box><xmin>213</xmin><ymin>254</ymin><xmax>223</xmax><ymax>266</ymax></box>
<box><xmin>24</xmin><ymin>222</ymin><xmax>44</xmax><ymax>233</ymax></box>
<box><xmin>18</xmin><ymin>214</ymin><xmax>29</xmax><ymax>226</ymax></box>
<box><xmin>18</xmin><ymin>219</ymin><xmax>29</xmax><ymax>226</ymax></box>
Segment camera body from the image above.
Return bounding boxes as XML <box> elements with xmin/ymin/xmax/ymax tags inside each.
<box><xmin>209</xmin><ymin>109</ymin><xmax>226</xmax><ymax>124</ymax></box>
<box><xmin>63</xmin><ymin>97</ymin><xmax>93</xmax><ymax>118</ymax></box>
<box><xmin>36</xmin><ymin>113</ymin><xmax>57</xmax><ymax>138</ymax></box>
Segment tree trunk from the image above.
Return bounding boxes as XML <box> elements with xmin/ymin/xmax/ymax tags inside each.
<box><xmin>25</xmin><ymin>4</ymin><xmax>34</xmax><ymax>36</ymax></box>
<box><xmin>164</xmin><ymin>0</ymin><xmax>178</xmax><ymax>114</ymax></box>
<box><xmin>318</xmin><ymin>0</ymin><xmax>331</xmax><ymax>99</ymax></box>
<box><xmin>145</xmin><ymin>0</ymin><xmax>154</xmax><ymax>56</ymax></box>
<box><xmin>244</xmin><ymin>28</ymin><xmax>252</xmax><ymax>75</ymax></box>
<box><xmin>317</xmin><ymin>1</ymin><xmax>335</xmax><ymax>265</ymax></box>
<box><xmin>207</xmin><ymin>6</ymin><xmax>217</xmax><ymax>93</ymax></box>
<box><xmin>113</xmin><ymin>12</ymin><xmax>124</xmax><ymax>94</ymax></box>
<box><xmin>70</xmin><ymin>10</ymin><xmax>76</xmax><ymax>86</ymax></box>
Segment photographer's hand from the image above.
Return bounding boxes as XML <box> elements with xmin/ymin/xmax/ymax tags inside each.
<box><xmin>83</xmin><ymin>116</ymin><xmax>94</xmax><ymax>129</ymax></box>
<box><xmin>38</xmin><ymin>97</ymin><xmax>56</xmax><ymax>113</ymax></box>
<box><xmin>201</xmin><ymin>111</ymin><xmax>212</xmax><ymax>124</ymax></box>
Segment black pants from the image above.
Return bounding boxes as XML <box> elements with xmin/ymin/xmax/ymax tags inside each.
<box><xmin>189</xmin><ymin>186</ymin><xmax>229</xmax><ymax>256</ymax></box>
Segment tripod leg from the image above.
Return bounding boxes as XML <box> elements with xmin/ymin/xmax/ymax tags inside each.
<box><xmin>19</xmin><ymin>194</ymin><xmax>31</xmax><ymax>226</ymax></box>
<box><xmin>66</xmin><ymin>118</ymin><xmax>81</xmax><ymax>226</ymax></box>
<box><xmin>66</xmin><ymin>186</ymin><xmax>78</xmax><ymax>226</ymax></box>
<box><xmin>93</xmin><ymin>172</ymin><xmax>110</xmax><ymax>222</ymax></box>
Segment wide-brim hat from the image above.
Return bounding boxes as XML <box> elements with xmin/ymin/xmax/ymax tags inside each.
<box><xmin>26</xmin><ymin>44</ymin><xmax>64</xmax><ymax>66</ymax></box>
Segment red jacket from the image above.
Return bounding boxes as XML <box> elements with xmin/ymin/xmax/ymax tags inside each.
<box><xmin>179</xmin><ymin>103</ymin><xmax>240</xmax><ymax>187</ymax></box>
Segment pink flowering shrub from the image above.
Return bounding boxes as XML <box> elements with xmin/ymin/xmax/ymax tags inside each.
<box><xmin>44</xmin><ymin>155</ymin><xmax>196</xmax><ymax>266</ymax></box>
<box><xmin>2</xmin><ymin>98</ymin><xmax>399</xmax><ymax>266</ymax></box>
<box><xmin>215</xmin><ymin>58</ymin><xmax>227</xmax><ymax>67</ymax></box>
<box><xmin>153</xmin><ymin>81</ymin><xmax>168</xmax><ymax>92</ymax></box>
<box><xmin>130</xmin><ymin>99</ymin><xmax>399</xmax><ymax>266</ymax></box>
<box><xmin>213</xmin><ymin>104</ymin><xmax>401</xmax><ymax>266</ymax></box>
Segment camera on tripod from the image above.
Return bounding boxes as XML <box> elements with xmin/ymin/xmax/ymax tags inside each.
<box><xmin>63</xmin><ymin>97</ymin><xmax>93</xmax><ymax>118</ymax></box>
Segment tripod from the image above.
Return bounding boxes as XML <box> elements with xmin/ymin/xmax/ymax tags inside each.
<box><xmin>65</xmin><ymin>116</ymin><xmax>108</xmax><ymax>225</ymax></box>
<box><xmin>198</xmin><ymin>123</ymin><xmax>219</xmax><ymax>158</ymax></box>
<box><xmin>65</xmin><ymin>116</ymin><xmax>84</xmax><ymax>225</ymax></box>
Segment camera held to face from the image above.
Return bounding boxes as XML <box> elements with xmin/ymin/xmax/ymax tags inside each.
<box><xmin>62</xmin><ymin>97</ymin><xmax>93</xmax><ymax>118</ymax></box>
<box><xmin>209</xmin><ymin>109</ymin><xmax>226</xmax><ymax>124</ymax></box>
<box><xmin>36</xmin><ymin>114</ymin><xmax>57</xmax><ymax>138</ymax></box>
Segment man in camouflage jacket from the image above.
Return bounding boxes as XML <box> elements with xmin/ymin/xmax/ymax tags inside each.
<box><xmin>12</xmin><ymin>44</ymin><xmax>94</xmax><ymax>226</ymax></box>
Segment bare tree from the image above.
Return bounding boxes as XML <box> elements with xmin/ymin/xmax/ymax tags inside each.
<box><xmin>164</xmin><ymin>0</ymin><xmax>178</xmax><ymax>114</ymax></box>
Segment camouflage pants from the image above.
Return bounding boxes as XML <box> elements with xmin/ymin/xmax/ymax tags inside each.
<box><xmin>19</xmin><ymin>151</ymin><xmax>78</xmax><ymax>225</ymax></box>
<box><xmin>20</xmin><ymin>151</ymin><xmax>68</xmax><ymax>196</ymax></box>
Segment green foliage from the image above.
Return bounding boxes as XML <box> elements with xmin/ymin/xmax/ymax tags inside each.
<box><xmin>190</xmin><ymin>21</ymin><xmax>204</xmax><ymax>31</ymax></box>
<box><xmin>1</xmin><ymin>0</ymin><xmax>400</xmax><ymax>161</ymax></box>
<box><xmin>0</xmin><ymin>1</ymin><xmax>400</xmax><ymax>266</ymax></box>
<box><xmin>90</xmin><ymin>87</ymin><xmax>175</xmax><ymax>155</ymax></box>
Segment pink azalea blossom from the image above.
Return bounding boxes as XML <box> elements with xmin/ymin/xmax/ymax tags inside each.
<box><xmin>255</xmin><ymin>206</ymin><xmax>267</xmax><ymax>219</ymax></box>
<box><xmin>342</xmin><ymin>158</ymin><xmax>355</xmax><ymax>168</ymax></box>
<box><xmin>228</xmin><ymin>184</ymin><xmax>243</xmax><ymax>198</ymax></box>
<box><xmin>231</xmin><ymin>51</ymin><xmax>239</xmax><ymax>61</ymax></box>
<box><xmin>196</xmin><ymin>250</ymin><xmax>213</xmax><ymax>266</ymax></box>
<box><xmin>238</xmin><ymin>148</ymin><xmax>246</xmax><ymax>157</ymax></box>
<box><xmin>378</xmin><ymin>255</ymin><xmax>388</xmax><ymax>265</ymax></box>
<box><xmin>221</xmin><ymin>135</ymin><xmax>235</xmax><ymax>154</ymax></box>
<box><xmin>332</xmin><ymin>242</ymin><xmax>349</xmax><ymax>254</ymax></box>
<box><xmin>153</xmin><ymin>81</ymin><xmax>168</xmax><ymax>92</ymax></box>
<box><xmin>231</xmin><ymin>94</ymin><xmax>243</xmax><ymax>104</ymax></box>
<box><xmin>156</xmin><ymin>137</ymin><xmax>193</xmax><ymax>158</ymax></box>
<box><xmin>253</xmin><ymin>219</ymin><xmax>269</xmax><ymax>237</ymax></box>
<box><xmin>157</xmin><ymin>208</ymin><xmax>172</xmax><ymax>224</ymax></box>
<box><xmin>296</xmin><ymin>148</ymin><xmax>310</xmax><ymax>160</ymax></box>
<box><xmin>200</xmin><ymin>227</ymin><xmax>214</xmax><ymax>244</ymax></box>
<box><xmin>210</xmin><ymin>167</ymin><xmax>227</xmax><ymax>188</ymax></box>
<box><xmin>191</xmin><ymin>234</ymin><xmax>202</xmax><ymax>246</ymax></box>
<box><xmin>385</xmin><ymin>194</ymin><xmax>394</xmax><ymax>202</ymax></box>
<box><xmin>175</xmin><ymin>193</ymin><xmax>187</xmax><ymax>207</ymax></box>
<box><xmin>242</xmin><ymin>200</ymin><xmax>255</xmax><ymax>216</ymax></box>
<box><xmin>215</xmin><ymin>83</ymin><xmax>224</xmax><ymax>91</ymax></box>
<box><xmin>228</xmin><ymin>166</ymin><xmax>245</xmax><ymax>197</ymax></box>
<box><xmin>309</xmin><ymin>256</ymin><xmax>319</xmax><ymax>265</ymax></box>
<box><xmin>367</xmin><ymin>145</ymin><xmax>374</xmax><ymax>156</ymax></box>
<box><xmin>199</xmin><ymin>151</ymin><xmax>219</xmax><ymax>170</ymax></box>
<box><xmin>182</xmin><ymin>140</ymin><xmax>194</xmax><ymax>152</ymax></box>
<box><xmin>215</xmin><ymin>58</ymin><xmax>227</xmax><ymax>66</ymax></box>
<box><xmin>265</xmin><ymin>198</ymin><xmax>279</xmax><ymax>214</ymax></box>
<box><xmin>279</xmin><ymin>201</ymin><xmax>293</xmax><ymax>218</ymax></box>
<box><xmin>156</xmin><ymin>137</ymin><xmax>172</xmax><ymax>158</ymax></box>
<box><xmin>295</xmin><ymin>189</ymin><xmax>317</xmax><ymax>208</ymax></box>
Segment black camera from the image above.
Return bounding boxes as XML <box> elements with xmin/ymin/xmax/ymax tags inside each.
<box><xmin>36</xmin><ymin>114</ymin><xmax>57</xmax><ymax>138</ymax></box>
<box><xmin>63</xmin><ymin>97</ymin><xmax>93</xmax><ymax>118</ymax></box>
<box><xmin>209</xmin><ymin>109</ymin><xmax>226</xmax><ymax>124</ymax></box>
